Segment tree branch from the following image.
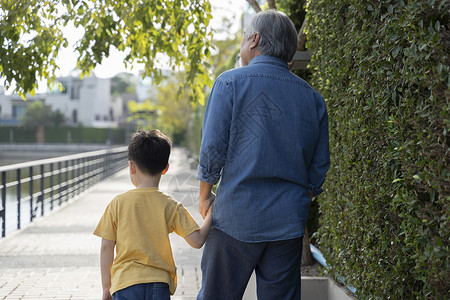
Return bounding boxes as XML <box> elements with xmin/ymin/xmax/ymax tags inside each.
<box><xmin>246</xmin><ymin>0</ymin><xmax>262</xmax><ymax>12</ymax></box>
<box><xmin>297</xmin><ymin>18</ymin><xmax>307</xmax><ymax>50</ymax></box>
<box><xmin>268</xmin><ymin>0</ymin><xmax>277</xmax><ymax>9</ymax></box>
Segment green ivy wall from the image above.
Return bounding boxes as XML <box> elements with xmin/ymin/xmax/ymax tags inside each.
<box><xmin>305</xmin><ymin>0</ymin><xmax>448</xmax><ymax>298</ymax></box>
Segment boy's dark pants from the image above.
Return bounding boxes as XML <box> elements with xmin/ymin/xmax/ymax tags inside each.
<box><xmin>113</xmin><ymin>282</ymin><xmax>170</xmax><ymax>300</ymax></box>
<box><xmin>197</xmin><ymin>228</ymin><xmax>303</xmax><ymax>300</ymax></box>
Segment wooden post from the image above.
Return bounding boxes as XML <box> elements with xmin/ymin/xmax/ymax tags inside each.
<box><xmin>36</xmin><ymin>125</ymin><xmax>45</xmax><ymax>144</ymax></box>
<box><xmin>302</xmin><ymin>226</ymin><xmax>315</xmax><ymax>266</ymax></box>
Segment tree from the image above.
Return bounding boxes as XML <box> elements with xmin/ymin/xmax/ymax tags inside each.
<box><xmin>52</xmin><ymin>109</ymin><xmax>65</xmax><ymax>126</ymax></box>
<box><xmin>0</xmin><ymin>0</ymin><xmax>213</xmax><ymax>102</ymax></box>
<box><xmin>111</xmin><ymin>73</ymin><xmax>136</xmax><ymax>96</ymax></box>
<box><xmin>21</xmin><ymin>100</ymin><xmax>52</xmax><ymax>127</ymax></box>
<box><xmin>127</xmin><ymin>99</ymin><xmax>159</xmax><ymax>130</ymax></box>
<box><xmin>211</xmin><ymin>35</ymin><xmax>242</xmax><ymax>77</ymax></box>
<box><xmin>21</xmin><ymin>100</ymin><xmax>65</xmax><ymax>143</ymax></box>
<box><xmin>154</xmin><ymin>73</ymin><xmax>194</xmax><ymax>144</ymax></box>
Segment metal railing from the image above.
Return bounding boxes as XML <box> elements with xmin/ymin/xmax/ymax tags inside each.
<box><xmin>0</xmin><ymin>146</ymin><xmax>128</xmax><ymax>238</ymax></box>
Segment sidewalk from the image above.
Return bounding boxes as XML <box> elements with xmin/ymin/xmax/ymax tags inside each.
<box><xmin>0</xmin><ymin>147</ymin><xmax>203</xmax><ymax>300</ymax></box>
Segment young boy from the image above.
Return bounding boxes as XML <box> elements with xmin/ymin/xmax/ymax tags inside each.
<box><xmin>94</xmin><ymin>129</ymin><xmax>213</xmax><ymax>300</ymax></box>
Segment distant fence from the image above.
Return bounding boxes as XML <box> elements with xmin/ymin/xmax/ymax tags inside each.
<box><xmin>0</xmin><ymin>147</ymin><xmax>128</xmax><ymax>237</ymax></box>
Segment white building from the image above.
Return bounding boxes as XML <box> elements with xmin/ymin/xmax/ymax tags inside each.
<box><xmin>0</xmin><ymin>73</ymin><xmax>126</xmax><ymax>128</ymax></box>
<box><xmin>46</xmin><ymin>72</ymin><xmax>116</xmax><ymax>127</ymax></box>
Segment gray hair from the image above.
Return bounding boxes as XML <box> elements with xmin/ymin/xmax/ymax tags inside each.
<box><xmin>245</xmin><ymin>10</ymin><xmax>298</xmax><ymax>62</ymax></box>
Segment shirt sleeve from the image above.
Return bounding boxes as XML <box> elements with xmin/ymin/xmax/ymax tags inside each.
<box><xmin>169</xmin><ymin>203</ymin><xmax>200</xmax><ymax>238</ymax></box>
<box><xmin>197</xmin><ymin>76</ymin><xmax>233</xmax><ymax>185</ymax></box>
<box><xmin>93</xmin><ymin>199</ymin><xmax>117</xmax><ymax>241</ymax></box>
<box><xmin>307</xmin><ymin>94</ymin><xmax>330</xmax><ymax>197</ymax></box>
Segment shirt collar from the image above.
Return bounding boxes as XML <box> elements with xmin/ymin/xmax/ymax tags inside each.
<box><xmin>248</xmin><ymin>54</ymin><xmax>289</xmax><ymax>69</ymax></box>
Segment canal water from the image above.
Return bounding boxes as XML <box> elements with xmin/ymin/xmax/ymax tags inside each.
<box><xmin>0</xmin><ymin>144</ymin><xmax>113</xmax><ymax>166</ymax></box>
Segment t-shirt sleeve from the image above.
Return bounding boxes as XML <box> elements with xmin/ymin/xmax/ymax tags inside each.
<box><xmin>93</xmin><ymin>199</ymin><xmax>117</xmax><ymax>241</ymax></box>
<box><xmin>169</xmin><ymin>203</ymin><xmax>200</xmax><ymax>238</ymax></box>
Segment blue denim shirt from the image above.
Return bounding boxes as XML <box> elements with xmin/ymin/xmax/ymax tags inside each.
<box><xmin>197</xmin><ymin>55</ymin><xmax>330</xmax><ymax>242</ymax></box>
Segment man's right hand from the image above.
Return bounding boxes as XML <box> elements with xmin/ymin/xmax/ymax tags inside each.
<box><xmin>199</xmin><ymin>192</ymin><xmax>215</xmax><ymax>219</ymax></box>
<box><xmin>199</xmin><ymin>181</ymin><xmax>215</xmax><ymax>219</ymax></box>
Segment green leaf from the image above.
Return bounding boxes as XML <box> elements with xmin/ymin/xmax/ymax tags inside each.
<box><xmin>392</xmin><ymin>46</ymin><xmax>401</xmax><ymax>58</ymax></box>
<box><xmin>434</xmin><ymin>20</ymin><xmax>440</xmax><ymax>32</ymax></box>
<box><xmin>0</xmin><ymin>0</ymin><xmax>213</xmax><ymax>103</ymax></box>
<box><xmin>388</xmin><ymin>5</ymin><xmax>394</xmax><ymax>14</ymax></box>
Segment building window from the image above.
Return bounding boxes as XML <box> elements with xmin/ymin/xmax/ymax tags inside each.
<box><xmin>72</xmin><ymin>110</ymin><xmax>78</xmax><ymax>123</ymax></box>
<box><xmin>70</xmin><ymin>80</ymin><xmax>81</xmax><ymax>100</ymax></box>
<box><xmin>12</xmin><ymin>105</ymin><xmax>27</xmax><ymax>119</ymax></box>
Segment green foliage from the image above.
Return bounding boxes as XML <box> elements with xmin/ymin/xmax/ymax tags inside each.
<box><xmin>52</xmin><ymin>109</ymin><xmax>65</xmax><ymax>126</ymax></box>
<box><xmin>127</xmin><ymin>99</ymin><xmax>160</xmax><ymax>130</ymax></box>
<box><xmin>154</xmin><ymin>74</ymin><xmax>193</xmax><ymax>145</ymax></box>
<box><xmin>21</xmin><ymin>100</ymin><xmax>63</xmax><ymax>128</ymax></box>
<box><xmin>0</xmin><ymin>126</ymin><xmax>126</xmax><ymax>144</ymax></box>
<box><xmin>111</xmin><ymin>73</ymin><xmax>136</xmax><ymax>96</ymax></box>
<box><xmin>0</xmin><ymin>0</ymin><xmax>65</xmax><ymax>100</ymax></box>
<box><xmin>126</xmin><ymin>72</ymin><xmax>197</xmax><ymax>145</ymax></box>
<box><xmin>211</xmin><ymin>36</ymin><xmax>241</xmax><ymax>77</ymax></box>
<box><xmin>0</xmin><ymin>126</ymin><xmax>35</xmax><ymax>143</ymax></box>
<box><xmin>306</xmin><ymin>0</ymin><xmax>449</xmax><ymax>298</ymax></box>
<box><xmin>277</xmin><ymin>0</ymin><xmax>307</xmax><ymax>33</ymax></box>
<box><xmin>0</xmin><ymin>0</ymin><xmax>213</xmax><ymax>103</ymax></box>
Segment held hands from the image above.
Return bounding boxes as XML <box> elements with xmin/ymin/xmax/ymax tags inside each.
<box><xmin>199</xmin><ymin>192</ymin><xmax>215</xmax><ymax>219</ymax></box>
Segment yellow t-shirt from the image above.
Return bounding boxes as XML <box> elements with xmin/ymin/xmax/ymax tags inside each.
<box><xmin>93</xmin><ymin>187</ymin><xmax>200</xmax><ymax>295</ymax></box>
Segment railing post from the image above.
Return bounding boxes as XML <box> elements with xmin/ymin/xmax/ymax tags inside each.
<box><xmin>50</xmin><ymin>163</ymin><xmax>54</xmax><ymax>211</ymax></box>
<box><xmin>74</xmin><ymin>159</ymin><xmax>77</xmax><ymax>195</ymax></box>
<box><xmin>65</xmin><ymin>161</ymin><xmax>69</xmax><ymax>202</ymax></box>
<box><xmin>103</xmin><ymin>154</ymin><xmax>107</xmax><ymax>180</ymax></box>
<box><xmin>86</xmin><ymin>157</ymin><xmax>91</xmax><ymax>188</ymax></box>
<box><xmin>70</xmin><ymin>159</ymin><xmax>74</xmax><ymax>199</ymax></box>
<box><xmin>29</xmin><ymin>166</ymin><xmax>34</xmax><ymax>222</ymax></box>
<box><xmin>107</xmin><ymin>152</ymin><xmax>112</xmax><ymax>178</ymax></box>
<box><xmin>1</xmin><ymin>171</ymin><xmax>6</xmax><ymax>238</ymax></box>
<box><xmin>17</xmin><ymin>169</ymin><xmax>21</xmax><ymax>230</ymax></box>
<box><xmin>40</xmin><ymin>164</ymin><xmax>44</xmax><ymax>216</ymax></box>
<box><xmin>75</xmin><ymin>158</ymin><xmax>80</xmax><ymax>196</ymax></box>
<box><xmin>82</xmin><ymin>157</ymin><xmax>86</xmax><ymax>192</ymax></box>
<box><xmin>58</xmin><ymin>161</ymin><xmax>62</xmax><ymax>206</ymax></box>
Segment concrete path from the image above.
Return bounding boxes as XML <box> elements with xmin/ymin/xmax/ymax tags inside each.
<box><xmin>0</xmin><ymin>147</ymin><xmax>203</xmax><ymax>300</ymax></box>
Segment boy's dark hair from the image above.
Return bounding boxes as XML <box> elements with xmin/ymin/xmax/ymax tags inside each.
<box><xmin>128</xmin><ymin>129</ymin><xmax>172</xmax><ymax>175</ymax></box>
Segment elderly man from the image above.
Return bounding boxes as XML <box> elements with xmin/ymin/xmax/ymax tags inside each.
<box><xmin>196</xmin><ymin>9</ymin><xmax>330</xmax><ymax>300</ymax></box>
